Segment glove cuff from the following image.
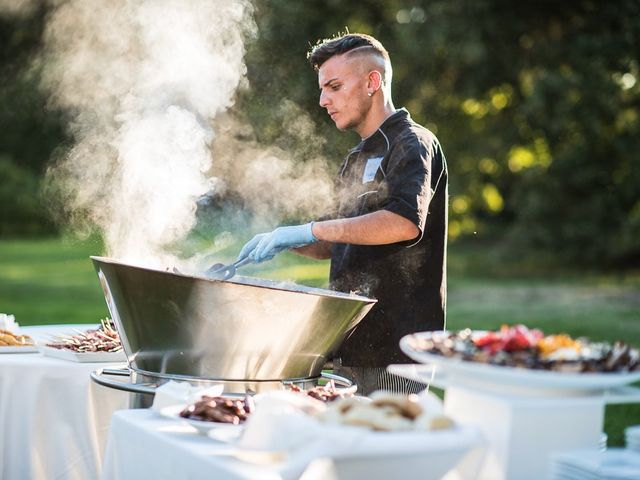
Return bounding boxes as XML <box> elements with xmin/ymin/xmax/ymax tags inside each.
<box><xmin>307</xmin><ymin>222</ymin><xmax>318</xmax><ymax>243</ymax></box>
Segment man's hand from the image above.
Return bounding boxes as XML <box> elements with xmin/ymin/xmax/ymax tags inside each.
<box><xmin>237</xmin><ymin>223</ymin><xmax>317</xmax><ymax>263</ymax></box>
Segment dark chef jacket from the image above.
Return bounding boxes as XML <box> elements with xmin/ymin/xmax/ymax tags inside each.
<box><xmin>330</xmin><ymin>108</ymin><xmax>448</xmax><ymax>367</ymax></box>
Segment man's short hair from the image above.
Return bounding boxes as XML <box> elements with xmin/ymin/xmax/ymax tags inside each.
<box><xmin>307</xmin><ymin>33</ymin><xmax>391</xmax><ymax>72</ymax></box>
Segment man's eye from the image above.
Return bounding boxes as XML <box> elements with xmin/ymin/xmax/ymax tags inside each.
<box><xmin>331</xmin><ymin>84</ymin><xmax>341</xmax><ymax>91</ymax></box>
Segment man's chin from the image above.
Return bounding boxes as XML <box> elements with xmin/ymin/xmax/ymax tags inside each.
<box><xmin>334</xmin><ymin>119</ymin><xmax>354</xmax><ymax>132</ymax></box>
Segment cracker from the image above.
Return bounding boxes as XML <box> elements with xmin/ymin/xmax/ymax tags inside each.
<box><xmin>369</xmin><ymin>391</ymin><xmax>423</xmax><ymax>419</ymax></box>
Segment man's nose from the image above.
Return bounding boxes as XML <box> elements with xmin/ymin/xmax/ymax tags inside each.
<box><xmin>319</xmin><ymin>90</ymin><xmax>329</xmax><ymax>108</ymax></box>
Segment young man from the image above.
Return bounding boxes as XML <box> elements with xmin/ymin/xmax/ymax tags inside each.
<box><xmin>238</xmin><ymin>33</ymin><xmax>448</xmax><ymax>395</ymax></box>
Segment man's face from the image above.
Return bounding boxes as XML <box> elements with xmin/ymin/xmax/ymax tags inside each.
<box><xmin>317</xmin><ymin>54</ymin><xmax>370</xmax><ymax>133</ymax></box>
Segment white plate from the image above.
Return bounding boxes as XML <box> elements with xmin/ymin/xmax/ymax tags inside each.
<box><xmin>400</xmin><ymin>331</ymin><xmax>640</xmax><ymax>392</ymax></box>
<box><xmin>327</xmin><ymin>425</ymin><xmax>482</xmax><ymax>480</ymax></box>
<box><xmin>160</xmin><ymin>404</ymin><xmax>244</xmax><ymax>436</ymax></box>
<box><xmin>38</xmin><ymin>345</ymin><xmax>126</xmax><ymax>363</ymax></box>
<box><xmin>207</xmin><ymin>426</ymin><xmax>244</xmax><ymax>443</ymax></box>
<box><xmin>0</xmin><ymin>345</ymin><xmax>38</xmax><ymax>354</ymax></box>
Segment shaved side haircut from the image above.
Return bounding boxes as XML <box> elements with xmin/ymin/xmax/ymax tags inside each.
<box><xmin>308</xmin><ymin>33</ymin><xmax>393</xmax><ymax>87</ymax></box>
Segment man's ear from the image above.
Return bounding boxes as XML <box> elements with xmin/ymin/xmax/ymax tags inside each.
<box><xmin>368</xmin><ymin>70</ymin><xmax>383</xmax><ymax>93</ymax></box>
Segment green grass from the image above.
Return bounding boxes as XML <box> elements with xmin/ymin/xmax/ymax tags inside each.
<box><xmin>0</xmin><ymin>236</ymin><xmax>639</xmax><ymax>445</ymax></box>
<box><xmin>447</xmin><ymin>279</ymin><xmax>640</xmax><ymax>345</ymax></box>
<box><xmin>0</xmin><ymin>236</ymin><xmax>109</xmax><ymax>324</ymax></box>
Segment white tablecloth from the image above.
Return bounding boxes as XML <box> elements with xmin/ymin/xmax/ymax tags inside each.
<box><xmin>101</xmin><ymin>408</ymin><xmax>485</xmax><ymax>480</ymax></box>
<box><xmin>102</xmin><ymin>409</ymin><xmax>304</xmax><ymax>480</ymax></box>
<box><xmin>0</xmin><ymin>325</ymin><xmax>129</xmax><ymax>480</ymax></box>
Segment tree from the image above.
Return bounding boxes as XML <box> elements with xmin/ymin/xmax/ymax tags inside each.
<box><xmin>0</xmin><ymin>5</ymin><xmax>67</xmax><ymax>235</ymax></box>
<box><xmin>239</xmin><ymin>0</ymin><xmax>640</xmax><ymax>267</ymax></box>
<box><xmin>2</xmin><ymin>0</ymin><xmax>639</xmax><ymax>267</ymax></box>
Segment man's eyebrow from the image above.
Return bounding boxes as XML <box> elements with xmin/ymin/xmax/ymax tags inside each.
<box><xmin>320</xmin><ymin>77</ymin><xmax>339</xmax><ymax>90</ymax></box>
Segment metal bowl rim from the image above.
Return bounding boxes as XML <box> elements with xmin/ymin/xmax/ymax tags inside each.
<box><xmin>91</xmin><ymin>255</ymin><xmax>377</xmax><ymax>303</ymax></box>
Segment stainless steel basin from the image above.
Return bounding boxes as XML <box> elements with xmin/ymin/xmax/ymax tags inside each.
<box><xmin>91</xmin><ymin>256</ymin><xmax>376</xmax><ymax>381</ymax></box>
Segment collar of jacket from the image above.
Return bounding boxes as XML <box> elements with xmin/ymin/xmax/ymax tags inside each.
<box><xmin>349</xmin><ymin>108</ymin><xmax>411</xmax><ymax>156</ymax></box>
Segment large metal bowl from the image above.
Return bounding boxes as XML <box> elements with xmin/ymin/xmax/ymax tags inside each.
<box><xmin>91</xmin><ymin>256</ymin><xmax>376</xmax><ymax>381</ymax></box>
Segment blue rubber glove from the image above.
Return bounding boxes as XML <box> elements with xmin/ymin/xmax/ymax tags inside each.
<box><xmin>236</xmin><ymin>233</ymin><xmax>281</xmax><ymax>263</ymax></box>
<box><xmin>237</xmin><ymin>222</ymin><xmax>317</xmax><ymax>263</ymax></box>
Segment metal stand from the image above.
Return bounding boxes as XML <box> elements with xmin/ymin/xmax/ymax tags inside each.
<box><xmin>91</xmin><ymin>367</ymin><xmax>354</xmax><ymax>409</ymax></box>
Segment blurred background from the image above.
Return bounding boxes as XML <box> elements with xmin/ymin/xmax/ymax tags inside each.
<box><xmin>1</xmin><ymin>0</ymin><xmax>639</xmax><ymax>443</ymax></box>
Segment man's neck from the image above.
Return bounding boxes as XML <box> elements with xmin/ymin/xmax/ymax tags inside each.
<box><xmin>357</xmin><ymin>101</ymin><xmax>397</xmax><ymax>139</ymax></box>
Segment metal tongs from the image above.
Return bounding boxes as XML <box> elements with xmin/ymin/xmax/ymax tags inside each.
<box><xmin>204</xmin><ymin>256</ymin><xmax>253</xmax><ymax>281</ymax></box>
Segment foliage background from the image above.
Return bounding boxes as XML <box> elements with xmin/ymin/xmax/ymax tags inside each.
<box><xmin>239</xmin><ymin>0</ymin><xmax>640</xmax><ymax>268</ymax></box>
<box><xmin>3</xmin><ymin>0</ymin><xmax>640</xmax><ymax>267</ymax></box>
<box><xmin>2</xmin><ymin>0</ymin><xmax>639</xmax><ymax>269</ymax></box>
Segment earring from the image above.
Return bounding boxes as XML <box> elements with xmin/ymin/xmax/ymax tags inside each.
<box><xmin>367</xmin><ymin>92</ymin><xmax>372</xmax><ymax>97</ymax></box>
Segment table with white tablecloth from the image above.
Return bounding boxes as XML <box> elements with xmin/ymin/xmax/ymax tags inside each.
<box><xmin>0</xmin><ymin>325</ymin><xmax>129</xmax><ymax>480</ymax></box>
<box><xmin>101</xmin><ymin>407</ymin><xmax>486</xmax><ymax>480</ymax></box>
<box><xmin>101</xmin><ymin>409</ymin><xmax>311</xmax><ymax>480</ymax></box>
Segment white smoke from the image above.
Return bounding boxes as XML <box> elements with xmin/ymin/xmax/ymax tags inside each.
<box><xmin>0</xmin><ymin>0</ymin><xmax>38</xmax><ymax>16</ymax></box>
<box><xmin>209</xmin><ymin>102</ymin><xmax>335</xmax><ymax>228</ymax></box>
<box><xmin>43</xmin><ymin>0</ymin><xmax>256</xmax><ymax>266</ymax></box>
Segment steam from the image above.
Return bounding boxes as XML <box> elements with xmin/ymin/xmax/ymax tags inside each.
<box><xmin>0</xmin><ymin>0</ymin><xmax>38</xmax><ymax>16</ymax></box>
<box><xmin>42</xmin><ymin>0</ymin><xmax>255</xmax><ymax>266</ymax></box>
<box><xmin>209</xmin><ymin>102</ymin><xmax>335</xmax><ymax>226</ymax></box>
<box><xmin>34</xmin><ymin>0</ymin><xmax>335</xmax><ymax>272</ymax></box>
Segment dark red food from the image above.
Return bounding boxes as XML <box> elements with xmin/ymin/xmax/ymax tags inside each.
<box><xmin>179</xmin><ymin>395</ymin><xmax>254</xmax><ymax>424</ymax></box>
<box><xmin>474</xmin><ymin>324</ymin><xmax>543</xmax><ymax>354</ymax></box>
<box><xmin>289</xmin><ymin>380</ymin><xmax>354</xmax><ymax>402</ymax></box>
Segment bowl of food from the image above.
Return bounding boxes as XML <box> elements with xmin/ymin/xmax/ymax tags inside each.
<box><xmin>91</xmin><ymin>256</ymin><xmax>376</xmax><ymax>383</ymax></box>
<box><xmin>401</xmin><ymin>325</ymin><xmax>640</xmax><ymax>393</ymax></box>
<box><xmin>161</xmin><ymin>394</ymin><xmax>254</xmax><ymax>435</ymax></box>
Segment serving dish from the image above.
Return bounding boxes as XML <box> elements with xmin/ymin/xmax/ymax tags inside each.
<box><xmin>91</xmin><ymin>256</ymin><xmax>376</xmax><ymax>382</ymax></box>
<box><xmin>160</xmin><ymin>404</ymin><xmax>244</xmax><ymax>436</ymax></box>
<box><xmin>400</xmin><ymin>331</ymin><xmax>640</xmax><ymax>391</ymax></box>
<box><xmin>39</xmin><ymin>345</ymin><xmax>126</xmax><ymax>363</ymax></box>
<box><xmin>0</xmin><ymin>345</ymin><xmax>39</xmax><ymax>354</ymax></box>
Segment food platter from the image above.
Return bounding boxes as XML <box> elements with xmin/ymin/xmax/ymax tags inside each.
<box><xmin>0</xmin><ymin>345</ymin><xmax>39</xmax><ymax>354</ymax></box>
<box><xmin>38</xmin><ymin>345</ymin><xmax>126</xmax><ymax>363</ymax></box>
<box><xmin>0</xmin><ymin>323</ymin><xmax>37</xmax><ymax>352</ymax></box>
<box><xmin>160</xmin><ymin>405</ymin><xmax>244</xmax><ymax>436</ymax></box>
<box><xmin>400</xmin><ymin>331</ymin><xmax>640</xmax><ymax>392</ymax></box>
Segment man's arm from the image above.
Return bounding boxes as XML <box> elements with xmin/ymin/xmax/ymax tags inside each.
<box><xmin>293</xmin><ymin>241</ymin><xmax>333</xmax><ymax>259</ymax></box>
<box><xmin>293</xmin><ymin>210</ymin><xmax>419</xmax><ymax>259</ymax></box>
<box><xmin>313</xmin><ymin>210</ymin><xmax>419</xmax><ymax>244</ymax></box>
<box><xmin>239</xmin><ymin>210</ymin><xmax>419</xmax><ymax>263</ymax></box>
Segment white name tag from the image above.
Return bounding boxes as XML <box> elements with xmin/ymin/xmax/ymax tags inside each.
<box><xmin>362</xmin><ymin>156</ymin><xmax>383</xmax><ymax>183</ymax></box>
